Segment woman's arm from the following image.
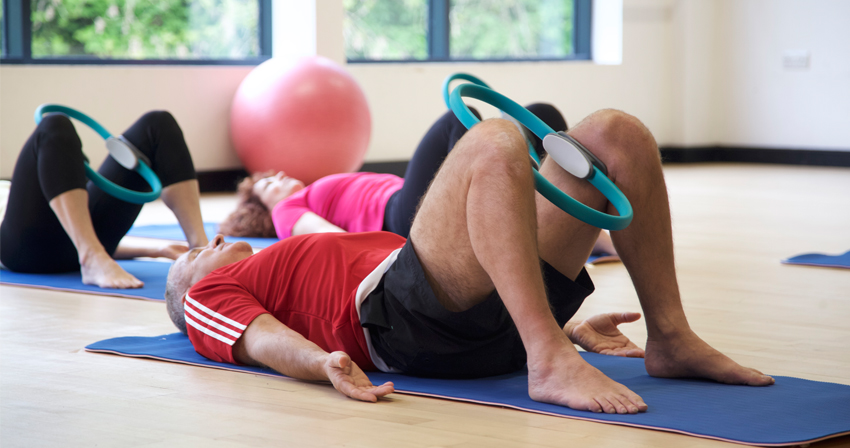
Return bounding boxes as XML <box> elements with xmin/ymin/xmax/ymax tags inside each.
<box><xmin>113</xmin><ymin>242</ymin><xmax>189</xmax><ymax>260</ymax></box>
<box><xmin>291</xmin><ymin>212</ymin><xmax>347</xmax><ymax>236</ymax></box>
<box><xmin>233</xmin><ymin>313</ymin><xmax>394</xmax><ymax>402</ymax></box>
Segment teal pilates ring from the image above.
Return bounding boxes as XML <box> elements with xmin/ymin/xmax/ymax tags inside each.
<box><xmin>443</xmin><ymin>73</ymin><xmax>633</xmax><ymax>231</ymax></box>
<box><xmin>34</xmin><ymin>104</ymin><xmax>162</xmax><ymax>204</ymax></box>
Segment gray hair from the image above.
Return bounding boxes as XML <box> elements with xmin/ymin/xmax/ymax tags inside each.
<box><xmin>165</xmin><ymin>259</ymin><xmax>192</xmax><ymax>335</ymax></box>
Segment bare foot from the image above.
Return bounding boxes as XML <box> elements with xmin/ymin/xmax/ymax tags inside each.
<box><xmin>645</xmin><ymin>329</ymin><xmax>774</xmax><ymax>386</ymax></box>
<box><xmin>80</xmin><ymin>251</ymin><xmax>144</xmax><ymax>289</ymax></box>
<box><xmin>528</xmin><ymin>347</ymin><xmax>648</xmax><ymax>414</ymax></box>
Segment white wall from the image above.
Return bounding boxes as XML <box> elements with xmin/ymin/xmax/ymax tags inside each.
<box><xmin>714</xmin><ymin>0</ymin><xmax>850</xmax><ymax>150</ymax></box>
<box><xmin>1</xmin><ymin>0</ymin><xmax>848</xmax><ymax>179</ymax></box>
<box><xmin>0</xmin><ymin>65</ymin><xmax>250</xmax><ymax>176</ymax></box>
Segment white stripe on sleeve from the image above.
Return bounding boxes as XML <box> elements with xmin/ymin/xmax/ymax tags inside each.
<box><xmin>184</xmin><ymin>304</ymin><xmax>243</xmax><ymax>339</ymax></box>
<box><xmin>185</xmin><ymin>294</ymin><xmax>248</xmax><ymax>330</ymax></box>
<box><xmin>185</xmin><ymin>314</ymin><xmax>236</xmax><ymax>345</ymax></box>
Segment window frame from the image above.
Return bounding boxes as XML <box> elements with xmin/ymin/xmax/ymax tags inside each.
<box><xmin>347</xmin><ymin>0</ymin><xmax>592</xmax><ymax>64</ymax></box>
<box><xmin>1</xmin><ymin>0</ymin><xmax>272</xmax><ymax>65</ymax></box>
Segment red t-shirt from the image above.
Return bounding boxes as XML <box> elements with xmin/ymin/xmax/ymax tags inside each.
<box><xmin>185</xmin><ymin>231</ymin><xmax>406</xmax><ymax>371</ymax></box>
<box><xmin>271</xmin><ymin>172</ymin><xmax>404</xmax><ymax>239</ymax></box>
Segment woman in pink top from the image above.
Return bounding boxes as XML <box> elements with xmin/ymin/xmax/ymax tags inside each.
<box><xmin>219</xmin><ymin>104</ymin><xmax>616</xmax><ymax>256</ymax></box>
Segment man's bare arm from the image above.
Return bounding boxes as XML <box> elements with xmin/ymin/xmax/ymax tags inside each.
<box><xmin>233</xmin><ymin>313</ymin><xmax>394</xmax><ymax>402</ymax></box>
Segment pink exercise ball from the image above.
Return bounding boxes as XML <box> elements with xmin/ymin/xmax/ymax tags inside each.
<box><xmin>230</xmin><ymin>56</ymin><xmax>371</xmax><ymax>185</ymax></box>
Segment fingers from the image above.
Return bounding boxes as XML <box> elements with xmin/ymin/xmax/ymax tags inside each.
<box><xmin>339</xmin><ymin>381</ymin><xmax>395</xmax><ymax>403</ymax></box>
<box><xmin>625</xmin><ymin>348</ymin><xmax>645</xmax><ymax>358</ymax></box>
<box><xmin>333</xmin><ymin>352</ymin><xmax>350</xmax><ymax>369</ymax></box>
<box><xmin>609</xmin><ymin>311</ymin><xmax>641</xmax><ymax>325</ymax></box>
<box><xmin>600</xmin><ymin>347</ymin><xmax>646</xmax><ymax>358</ymax></box>
<box><xmin>327</xmin><ymin>352</ymin><xmax>395</xmax><ymax>402</ymax></box>
<box><xmin>370</xmin><ymin>381</ymin><xmax>395</xmax><ymax>397</ymax></box>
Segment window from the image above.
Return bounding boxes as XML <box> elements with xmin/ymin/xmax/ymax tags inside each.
<box><xmin>344</xmin><ymin>0</ymin><xmax>591</xmax><ymax>62</ymax></box>
<box><xmin>1</xmin><ymin>0</ymin><xmax>271</xmax><ymax>64</ymax></box>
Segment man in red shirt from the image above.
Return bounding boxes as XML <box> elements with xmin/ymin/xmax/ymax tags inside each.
<box><xmin>166</xmin><ymin>110</ymin><xmax>774</xmax><ymax>413</ymax></box>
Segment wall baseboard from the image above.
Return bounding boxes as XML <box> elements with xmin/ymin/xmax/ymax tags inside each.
<box><xmin>660</xmin><ymin>146</ymin><xmax>850</xmax><ymax>167</ymax></box>
<box><xmin>196</xmin><ymin>148</ymin><xmax>849</xmax><ymax>193</ymax></box>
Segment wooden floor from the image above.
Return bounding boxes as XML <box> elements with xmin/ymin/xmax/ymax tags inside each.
<box><xmin>2</xmin><ymin>163</ymin><xmax>849</xmax><ymax>448</ymax></box>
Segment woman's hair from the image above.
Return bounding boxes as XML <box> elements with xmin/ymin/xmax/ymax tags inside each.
<box><xmin>218</xmin><ymin>171</ymin><xmax>277</xmax><ymax>238</ymax></box>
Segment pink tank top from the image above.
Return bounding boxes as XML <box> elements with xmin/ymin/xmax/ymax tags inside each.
<box><xmin>270</xmin><ymin>172</ymin><xmax>404</xmax><ymax>239</ymax></box>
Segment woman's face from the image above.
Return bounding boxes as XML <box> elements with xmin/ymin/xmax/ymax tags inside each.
<box><xmin>252</xmin><ymin>171</ymin><xmax>305</xmax><ymax>209</ymax></box>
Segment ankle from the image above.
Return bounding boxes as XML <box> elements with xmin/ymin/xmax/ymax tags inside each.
<box><xmin>646</xmin><ymin>321</ymin><xmax>692</xmax><ymax>342</ymax></box>
<box><xmin>78</xmin><ymin>246</ymin><xmax>110</xmax><ymax>267</ymax></box>
<box><xmin>526</xmin><ymin>333</ymin><xmax>579</xmax><ymax>368</ymax></box>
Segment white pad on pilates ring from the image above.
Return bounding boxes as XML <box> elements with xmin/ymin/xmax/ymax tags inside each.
<box><xmin>106</xmin><ymin>136</ymin><xmax>143</xmax><ymax>170</ymax></box>
<box><xmin>542</xmin><ymin>132</ymin><xmax>594</xmax><ymax>179</ymax></box>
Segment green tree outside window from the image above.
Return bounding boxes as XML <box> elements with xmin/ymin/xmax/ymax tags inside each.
<box><xmin>30</xmin><ymin>0</ymin><xmax>259</xmax><ymax>59</ymax></box>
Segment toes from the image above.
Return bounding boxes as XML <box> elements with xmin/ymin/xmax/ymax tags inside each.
<box><xmin>747</xmin><ymin>369</ymin><xmax>774</xmax><ymax>386</ymax></box>
<box><xmin>609</xmin><ymin>396</ymin><xmax>629</xmax><ymax>414</ymax></box>
<box><xmin>587</xmin><ymin>399</ymin><xmax>603</xmax><ymax>413</ymax></box>
<box><xmin>598</xmin><ymin>397</ymin><xmax>617</xmax><ymax>414</ymax></box>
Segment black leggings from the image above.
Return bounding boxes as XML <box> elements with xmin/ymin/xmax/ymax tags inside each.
<box><xmin>383</xmin><ymin>103</ymin><xmax>568</xmax><ymax>238</ymax></box>
<box><xmin>0</xmin><ymin>111</ymin><xmax>197</xmax><ymax>273</ymax></box>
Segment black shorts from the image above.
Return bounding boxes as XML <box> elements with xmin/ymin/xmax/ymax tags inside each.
<box><xmin>360</xmin><ymin>239</ymin><xmax>594</xmax><ymax>379</ymax></box>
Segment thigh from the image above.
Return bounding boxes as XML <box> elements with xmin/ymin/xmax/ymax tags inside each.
<box><xmin>408</xmin><ymin>119</ymin><xmax>532</xmax><ymax>307</ymax></box>
<box><xmin>0</xmin><ymin>116</ymin><xmax>88</xmax><ymax>272</ymax></box>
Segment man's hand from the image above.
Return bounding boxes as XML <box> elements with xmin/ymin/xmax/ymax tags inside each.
<box><xmin>563</xmin><ymin>312</ymin><xmax>645</xmax><ymax>358</ymax></box>
<box><xmin>324</xmin><ymin>351</ymin><xmax>394</xmax><ymax>402</ymax></box>
<box><xmin>156</xmin><ymin>244</ymin><xmax>189</xmax><ymax>260</ymax></box>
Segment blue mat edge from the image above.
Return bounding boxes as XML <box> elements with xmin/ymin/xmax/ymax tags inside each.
<box><xmin>0</xmin><ymin>260</ymin><xmax>169</xmax><ymax>301</ymax></box>
<box><xmin>83</xmin><ymin>334</ymin><xmax>850</xmax><ymax>447</ymax></box>
<box><xmin>782</xmin><ymin>250</ymin><xmax>850</xmax><ymax>269</ymax></box>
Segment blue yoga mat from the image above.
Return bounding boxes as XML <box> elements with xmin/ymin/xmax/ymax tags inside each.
<box><xmin>783</xmin><ymin>250</ymin><xmax>850</xmax><ymax>269</ymax></box>
<box><xmin>127</xmin><ymin>223</ymin><xmax>278</xmax><ymax>248</ymax></box>
<box><xmin>0</xmin><ymin>260</ymin><xmax>169</xmax><ymax>301</ymax></box>
<box><xmin>86</xmin><ymin>332</ymin><xmax>850</xmax><ymax>446</ymax></box>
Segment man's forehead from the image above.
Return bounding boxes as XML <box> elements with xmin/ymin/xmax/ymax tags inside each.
<box><xmin>172</xmin><ymin>252</ymin><xmax>193</xmax><ymax>275</ymax></box>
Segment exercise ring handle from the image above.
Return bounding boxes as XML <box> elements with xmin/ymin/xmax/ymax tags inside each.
<box><xmin>34</xmin><ymin>104</ymin><xmax>162</xmax><ymax>204</ymax></box>
<box><xmin>442</xmin><ymin>73</ymin><xmax>633</xmax><ymax>231</ymax></box>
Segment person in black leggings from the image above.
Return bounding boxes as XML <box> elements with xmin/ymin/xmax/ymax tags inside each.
<box><xmin>0</xmin><ymin>111</ymin><xmax>209</xmax><ymax>288</ymax></box>
<box><xmin>219</xmin><ymin>103</ymin><xmax>575</xmax><ymax>241</ymax></box>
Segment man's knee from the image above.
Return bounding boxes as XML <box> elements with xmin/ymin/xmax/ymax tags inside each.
<box><xmin>461</xmin><ymin>118</ymin><xmax>533</xmax><ymax>180</ymax></box>
<box><xmin>575</xmin><ymin>109</ymin><xmax>660</xmax><ymax>170</ymax></box>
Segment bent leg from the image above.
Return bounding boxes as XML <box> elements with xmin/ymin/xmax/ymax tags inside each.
<box><xmin>90</xmin><ymin>111</ymin><xmax>207</xmax><ymax>251</ymax></box>
<box><xmin>409</xmin><ymin>118</ymin><xmax>646</xmax><ymax>413</ymax></box>
<box><xmin>0</xmin><ymin>114</ymin><xmax>143</xmax><ymax>287</ymax></box>
<box><xmin>0</xmin><ymin>114</ymin><xmax>85</xmax><ymax>272</ymax></box>
<box><xmin>536</xmin><ymin>109</ymin><xmax>772</xmax><ymax>386</ymax></box>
